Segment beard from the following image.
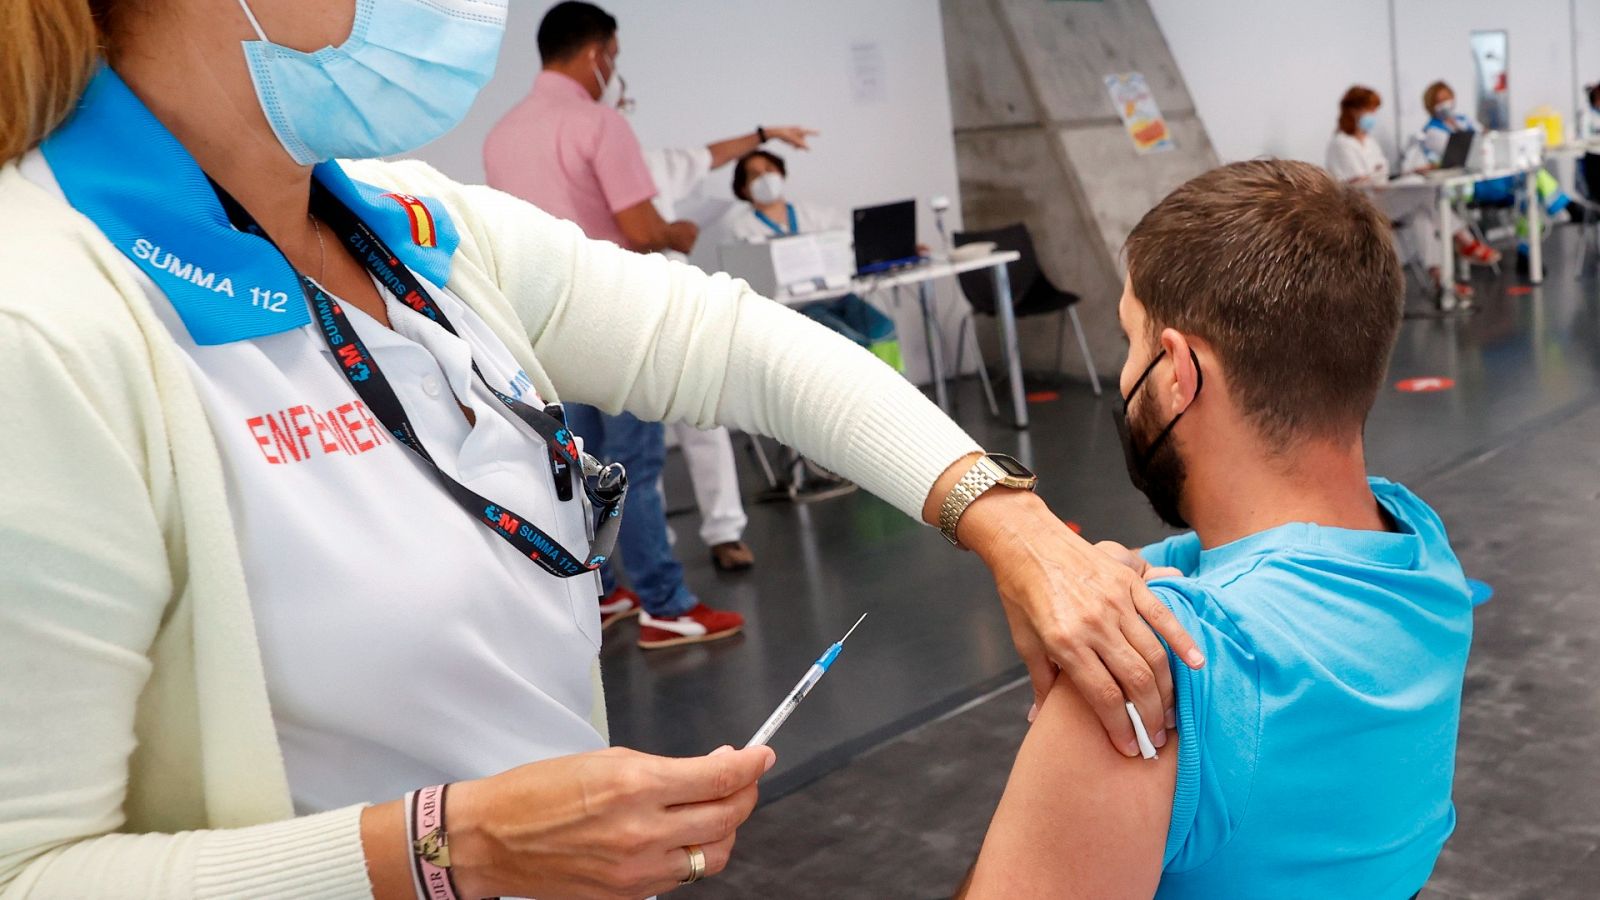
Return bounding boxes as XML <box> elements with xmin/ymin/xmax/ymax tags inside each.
<box><xmin>1119</xmin><ymin>378</ymin><xmax>1191</xmax><ymax>529</ymax></box>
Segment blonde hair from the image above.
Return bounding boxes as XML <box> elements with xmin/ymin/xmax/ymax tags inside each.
<box><xmin>0</xmin><ymin>0</ymin><xmax>109</xmax><ymax>164</ymax></box>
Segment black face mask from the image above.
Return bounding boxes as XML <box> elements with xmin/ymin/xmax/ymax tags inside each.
<box><xmin>1113</xmin><ymin>348</ymin><xmax>1203</xmax><ymax>529</ymax></box>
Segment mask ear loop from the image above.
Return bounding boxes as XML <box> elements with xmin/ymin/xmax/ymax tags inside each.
<box><xmin>1127</xmin><ymin>347</ymin><xmax>1204</xmax><ymax>468</ymax></box>
<box><xmin>235</xmin><ymin>0</ymin><xmax>270</xmax><ymax>41</ymax></box>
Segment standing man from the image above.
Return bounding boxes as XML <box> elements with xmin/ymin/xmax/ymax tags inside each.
<box><xmin>484</xmin><ymin>1</ymin><xmax>739</xmax><ymax>648</ymax></box>
<box><xmin>645</xmin><ymin>125</ymin><xmax>817</xmax><ymax>573</ymax></box>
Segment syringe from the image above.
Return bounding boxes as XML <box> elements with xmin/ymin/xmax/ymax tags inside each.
<box><xmin>744</xmin><ymin>614</ymin><xmax>866</xmax><ymax>748</ymax></box>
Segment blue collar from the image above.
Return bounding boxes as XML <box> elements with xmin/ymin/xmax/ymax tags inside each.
<box><xmin>41</xmin><ymin>65</ymin><xmax>460</xmax><ymax>345</ymax></box>
<box><xmin>754</xmin><ymin>203</ymin><xmax>798</xmax><ymax>237</ymax></box>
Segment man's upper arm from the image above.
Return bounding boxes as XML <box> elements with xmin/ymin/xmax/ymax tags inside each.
<box><xmin>964</xmin><ymin>674</ymin><xmax>1176</xmax><ymax>899</ymax></box>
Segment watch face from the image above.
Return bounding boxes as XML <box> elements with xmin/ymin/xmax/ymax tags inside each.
<box><xmin>989</xmin><ymin>454</ymin><xmax>1034</xmax><ymax>478</ymax></box>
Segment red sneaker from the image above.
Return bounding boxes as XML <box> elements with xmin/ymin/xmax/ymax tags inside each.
<box><xmin>599</xmin><ymin>587</ymin><xmax>641</xmax><ymax>630</ymax></box>
<box><xmin>1457</xmin><ymin>239</ymin><xmax>1502</xmax><ymax>266</ymax></box>
<box><xmin>637</xmin><ymin>604</ymin><xmax>745</xmax><ymax>649</ymax></box>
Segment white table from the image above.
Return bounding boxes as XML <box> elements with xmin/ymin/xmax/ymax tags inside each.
<box><xmin>1544</xmin><ymin>139</ymin><xmax>1600</xmax><ymax>199</ymax></box>
<box><xmin>1368</xmin><ymin>164</ymin><xmax>1543</xmax><ymax>308</ymax></box>
<box><xmin>1428</xmin><ymin>165</ymin><xmax>1543</xmax><ymax>293</ymax></box>
<box><xmin>780</xmin><ymin>250</ymin><xmax>1034</xmax><ymax>427</ymax></box>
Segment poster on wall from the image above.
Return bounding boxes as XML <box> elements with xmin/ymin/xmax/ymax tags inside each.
<box><xmin>1104</xmin><ymin>72</ymin><xmax>1174</xmax><ymax>154</ymax></box>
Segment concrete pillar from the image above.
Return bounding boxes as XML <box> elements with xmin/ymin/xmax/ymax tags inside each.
<box><xmin>942</xmin><ymin>0</ymin><xmax>1219</xmax><ymax>381</ymax></box>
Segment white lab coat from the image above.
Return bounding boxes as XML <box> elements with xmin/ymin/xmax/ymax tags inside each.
<box><xmin>730</xmin><ymin>199</ymin><xmax>850</xmax><ymax>243</ymax></box>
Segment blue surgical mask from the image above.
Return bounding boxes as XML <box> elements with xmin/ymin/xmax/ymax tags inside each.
<box><xmin>1433</xmin><ymin>101</ymin><xmax>1455</xmax><ymax>120</ymax></box>
<box><xmin>235</xmin><ymin>0</ymin><xmax>507</xmax><ymax>165</ymax></box>
<box><xmin>1358</xmin><ymin>113</ymin><xmax>1379</xmax><ymax>134</ymax></box>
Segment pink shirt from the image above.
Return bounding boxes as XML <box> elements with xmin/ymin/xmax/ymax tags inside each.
<box><xmin>483</xmin><ymin>71</ymin><xmax>657</xmax><ymax>246</ymax></box>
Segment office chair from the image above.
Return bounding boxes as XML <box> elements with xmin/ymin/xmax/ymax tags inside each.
<box><xmin>952</xmin><ymin>223</ymin><xmax>1102</xmax><ymax>396</ymax></box>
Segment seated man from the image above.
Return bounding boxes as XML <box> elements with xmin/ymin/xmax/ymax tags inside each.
<box><xmin>962</xmin><ymin>160</ymin><xmax>1473</xmax><ymax>899</ymax></box>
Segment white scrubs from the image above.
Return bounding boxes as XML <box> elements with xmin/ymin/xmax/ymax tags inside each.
<box><xmin>1328</xmin><ymin>130</ymin><xmax>1444</xmax><ymax>271</ymax></box>
<box><xmin>25</xmin><ymin>155</ymin><xmax>609</xmax><ymax>814</ymax></box>
<box><xmin>729</xmin><ymin>198</ymin><xmax>850</xmax><ymax>243</ymax></box>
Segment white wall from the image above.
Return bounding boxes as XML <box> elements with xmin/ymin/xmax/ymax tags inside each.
<box><xmin>410</xmin><ymin>0</ymin><xmax>969</xmax><ymax>382</ymax></box>
<box><xmin>1149</xmin><ymin>0</ymin><xmax>1397</xmax><ymax>166</ymax></box>
<box><xmin>1150</xmin><ymin>0</ymin><xmax>1593</xmax><ymax>167</ymax></box>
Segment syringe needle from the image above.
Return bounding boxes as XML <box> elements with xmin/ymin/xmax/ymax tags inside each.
<box><xmin>839</xmin><ymin>613</ymin><xmax>867</xmax><ymax>644</ymax></box>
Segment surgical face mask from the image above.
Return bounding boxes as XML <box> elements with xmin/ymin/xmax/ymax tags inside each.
<box><xmin>1112</xmin><ymin>347</ymin><xmax>1203</xmax><ymax>529</ymax></box>
<box><xmin>1433</xmin><ymin>101</ymin><xmax>1455</xmax><ymax>119</ymax></box>
<box><xmin>235</xmin><ymin>0</ymin><xmax>507</xmax><ymax>165</ymax></box>
<box><xmin>591</xmin><ymin>51</ymin><xmax>633</xmax><ymax>112</ymax></box>
<box><xmin>1357</xmin><ymin>113</ymin><xmax>1379</xmax><ymax>134</ymax></box>
<box><xmin>749</xmin><ymin>171</ymin><xmax>785</xmax><ymax>206</ymax></box>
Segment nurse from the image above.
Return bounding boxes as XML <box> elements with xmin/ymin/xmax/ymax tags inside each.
<box><xmin>729</xmin><ymin>149</ymin><xmax>851</xmax><ymax>242</ymax></box>
<box><xmin>0</xmin><ymin>1</ymin><xmax>1201</xmax><ymax>897</ymax></box>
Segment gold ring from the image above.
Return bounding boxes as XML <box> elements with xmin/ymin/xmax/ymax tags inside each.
<box><xmin>679</xmin><ymin>844</ymin><xmax>706</xmax><ymax>885</ymax></box>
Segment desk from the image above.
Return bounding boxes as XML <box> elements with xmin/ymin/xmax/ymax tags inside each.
<box><xmin>781</xmin><ymin>250</ymin><xmax>1034</xmax><ymax>427</ymax></box>
<box><xmin>1545</xmin><ymin>139</ymin><xmax>1600</xmax><ymax>198</ymax></box>
<box><xmin>1370</xmin><ymin>165</ymin><xmax>1543</xmax><ymax>306</ymax></box>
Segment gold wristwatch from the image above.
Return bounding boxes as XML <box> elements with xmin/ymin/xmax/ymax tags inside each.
<box><xmin>939</xmin><ymin>453</ymin><xmax>1038</xmax><ymax>547</ymax></box>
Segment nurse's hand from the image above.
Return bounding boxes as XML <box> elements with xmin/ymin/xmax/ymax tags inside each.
<box><xmin>924</xmin><ymin>455</ymin><xmax>1203</xmax><ymax>758</ymax></box>
<box><xmin>1093</xmin><ymin>540</ymin><xmax>1181</xmax><ymax>582</ymax></box>
<box><xmin>367</xmin><ymin>745</ymin><xmax>775</xmax><ymax>900</ymax></box>
<box><xmin>763</xmin><ymin>125</ymin><xmax>818</xmax><ymax>150</ymax></box>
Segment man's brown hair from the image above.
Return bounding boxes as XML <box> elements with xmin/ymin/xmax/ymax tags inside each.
<box><xmin>1122</xmin><ymin>159</ymin><xmax>1402</xmax><ymax>447</ymax></box>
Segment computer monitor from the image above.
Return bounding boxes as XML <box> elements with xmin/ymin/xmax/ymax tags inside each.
<box><xmin>853</xmin><ymin>200</ymin><xmax>920</xmax><ymax>274</ymax></box>
<box><xmin>1439</xmin><ymin>130</ymin><xmax>1474</xmax><ymax>170</ymax></box>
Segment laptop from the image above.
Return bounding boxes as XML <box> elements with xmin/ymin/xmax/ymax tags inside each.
<box><xmin>1438</xmin><ymin>130</ymin><xmax>1474</xmax><ymax>170</ymax></box>
<box><xmin>852</xmin><ymin>200</ymin><xmax>922</xmax><ymax>275</ymax></box>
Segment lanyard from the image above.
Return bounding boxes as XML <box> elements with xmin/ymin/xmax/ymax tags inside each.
<box><xmin>215</xmin><ymin>180</ymin><xmax>625</xmax><ymax>579</ymax></box>
<box><xmin>755</xmin><ymin>203</ymin><xmax>798</xmax><ymax>237</ymax></box>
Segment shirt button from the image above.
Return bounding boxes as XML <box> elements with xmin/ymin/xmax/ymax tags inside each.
<box><xmin>421</xmin><ymin>374</ymin><xmax>443</xmax><ymax>398</ymax></box>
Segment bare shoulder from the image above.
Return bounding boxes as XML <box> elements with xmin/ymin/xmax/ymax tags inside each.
<box><xmin>963</xmin><ymin>676</ymin><xmax>1176</xmax><ymax>900</ymax></box>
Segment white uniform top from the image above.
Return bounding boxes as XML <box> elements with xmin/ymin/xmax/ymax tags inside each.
<box><xmin>1582</xmin><ymin>108</ymin><xmax>1600</xmax><ymax>140</ymax></box>
<box><xmin>645</xmin><ymin>145</ymin><xmax>713</xmax><ymax>263</ymax></box>
<box><xmin>730</xmin><ymin>199</ymin><xmax>850</xmax><ymax>243</ymax></box>
<box><xmin>1326</xmin><ymin>131</ymin><xmax>1390</xmax><ymax>184</ymax></box>
<box><xmin>26</xmin><ymin>158</ymin><xmax>607</xmax><ymax>815</ymax></box>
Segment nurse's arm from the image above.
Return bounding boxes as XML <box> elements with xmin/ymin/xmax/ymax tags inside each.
<box><xmin>410</xmin><ymin>163</ymin><xmax>1201</xmax><ymax>752</ymax></box>
<box><xmin>960</xmin><ymin>674</ymin><xmax>1175</xmax><ymax>899</ymax></box>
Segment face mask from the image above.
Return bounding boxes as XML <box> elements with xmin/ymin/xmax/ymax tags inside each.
<box><xmin>1357</xmin><ymin>113</ymin><xmax>1379</xmax><ymax>133</ymax></box>
<box><xmin>591</xmin><ymin>52</ymin><xmax>633</xmax><ymax>112</ymax></box>
<box><xmin>1433</xmin><ymin>101</ymin><xmax>1455</xmax><ymax>119</ymax></box>
<box><xmin>749</xmin><ymin>172</ymin><xmax>786</xmax><ymax>205</ymax></box>
<box><xmin>235</xmin><ymin>0</ymin><xmax>507</xmax><ymax>165</ymax></box>
<box><xmin>1112</xmin><ymin>347</ymin><xmax>1203</xmax><ymax>529</ymax></box>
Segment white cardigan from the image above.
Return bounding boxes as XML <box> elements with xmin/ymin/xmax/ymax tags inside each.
<box><xmin>0</xmin><ymin>156</ymin><xmax>979</xmax><ymax>897</ymax></box>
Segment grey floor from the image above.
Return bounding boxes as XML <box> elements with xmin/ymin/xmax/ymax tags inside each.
<box><xmin>604</xmin><ymin>229</ymin><xmax>1600</xmax><ymax>898</ymax></box>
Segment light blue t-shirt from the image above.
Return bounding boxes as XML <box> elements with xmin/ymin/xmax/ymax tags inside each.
<box><xmin>1142</xmin><ymin>478</ymin><xmax>1473</xmax><ymax>899</ymax></box>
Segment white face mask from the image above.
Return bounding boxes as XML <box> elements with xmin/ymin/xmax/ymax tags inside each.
<box><xmin>750</xmin><ymin>171</ymin><xmax>785</xmax><ymax>205</ymax></box>
<box><xmin>1433</xmin><ymin>101</ymin><xmax>1455</xmax><ymax>119</ymax></box>
<box><xmin>591</xmin><ymin>51</ymin><xmax>631</xmax><ymax>112</ymax></box>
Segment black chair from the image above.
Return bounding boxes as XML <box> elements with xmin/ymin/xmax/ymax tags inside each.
<box><xmin>952</xmin><ymin>223</ymin><xmax>1102</xmax><ymax>396</ymax></box>
<box><xmin>1574</xmin><ymin>152</ymin><xmax>1600</xmax><ymax>279</ymax></box>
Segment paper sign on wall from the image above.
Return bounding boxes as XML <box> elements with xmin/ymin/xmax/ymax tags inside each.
<box><xmin>1104</xmin><ymin>72</ymin><xmax>1174</xmax><ymax>154</ymax></box>
<box><xmin>850</xmin><ymin>41</ymin><xmax>887</xmax><ymax>105</ymax></box>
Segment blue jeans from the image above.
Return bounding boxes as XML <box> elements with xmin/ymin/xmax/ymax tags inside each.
<box><xmin>563</xmin><ymin>404</ymin><xmax>698</xmax><ymax>618</ymax></box>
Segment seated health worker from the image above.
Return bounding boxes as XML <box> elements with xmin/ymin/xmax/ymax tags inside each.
<box><xmin>962</xmin><ymin>160</ymin><xmax>1473</xmax><ymax>899</ymax></box>
<box><xmin>729</xmin><ymin>149</ymin><xmax>849</xmax><ymax>242</ymax></box>
<box><xmin>1412</xmin><ymin>80</ymin><xmax>1568</xmax><ymax>231</ymax></box>
<box><xmin>1326</xmin><ymin>85</ymin><xmax>1451</xmax><ymax>289</ymax></box>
